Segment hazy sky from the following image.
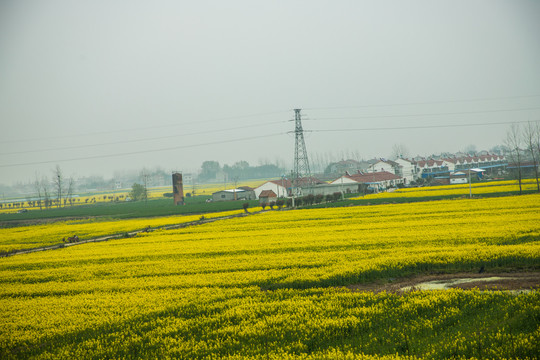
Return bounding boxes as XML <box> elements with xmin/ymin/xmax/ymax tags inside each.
<box><xmin>1</xmin><ymin>0</ymin><xmax>540</xmax><ymax>185</ymax></box>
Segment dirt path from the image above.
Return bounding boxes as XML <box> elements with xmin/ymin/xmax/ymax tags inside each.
<box><xmin>1</xmin><ymin>212</ymin><xmax>251</xmax><ymax>257</ymax></box>
<box><xmin>347</xmin><ymin>272</ymin><xmax>540</xmax><ymax>293</ymax></box>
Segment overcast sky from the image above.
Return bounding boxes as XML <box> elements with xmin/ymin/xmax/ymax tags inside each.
<box><xmin>1</xmin><ymin>0</ymin><xmax>539</xmax><ymax>185</ymax></box>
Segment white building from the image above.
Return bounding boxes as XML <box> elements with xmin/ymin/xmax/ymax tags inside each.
<box><xmin>367</xmin><ymin>160</ymin><xmax>397</xmax><ymax>174</ymax></box>
<box><xmin>254</xmin><ymin>179</ymin><xmax>292</xmax><ymax>199</ymax></box>
<box><xmin>330</xmin><ymin>171</ymin><xmax>404</xmax><ymax>192</ymax></box>
<box><xmin>415</xmin><ymin>159</ymin><xmax>456</xmax><ymax>177</ymax></box>
<box><xmin>212</xmin><ymin>189</ymin><xmax>255</xmax><ymax>202</ymax></box>
<box><xmin>393</xmin><ymin>158</ymin><xmax>418</xmax><ymax>183</ymax></box>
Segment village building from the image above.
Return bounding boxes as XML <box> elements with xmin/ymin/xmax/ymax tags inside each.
<box><xmin>330</xmin><ymin>171</ymin><xmax>404</xmax><ymax>193</ymax></box>
<box><xmin>414</xmin><ymin>159</ymin><xmax>456</xmax><ymax>179</ymax></box>
<box><xmin>212</xmin><ymin>188</ymin><xmax>256</xmax><ymax>202</ymax></box>
<box><xmin>507</xmin><ymin>161</ymin><xmax>539</xmax><ymax>178</ymax></box>
<box><xmin>367</xmin><ymin>159</ymin><xmax>398</xmax><ymax>174</ymax></box>
<box><xmin>258</xmin><ymin>190</ymin><xmax>278</xmax><ymax>205</ymax></box>
<box><xmin>450</xmin><ymin>172</ymin><xmax>468</xmax><ymax>184</ymax></box>
<box><xmin>393</xmin><ymin>158</ymin><xmax>419</xmax><ymax>183</ymax></box>
<box><xmin>254</xmin><ymin>177</ymin><xmax>325</xmax><ymax>199</ymax></box>
<box><xmin>325</xmin><ymin>159</ymin><xmax>371</xmax><ymax>175</ymax></box>
<box><xmin>254</xmin><ymin>179</ymin><xmax>292</xmax><ymax>199</ymax></box>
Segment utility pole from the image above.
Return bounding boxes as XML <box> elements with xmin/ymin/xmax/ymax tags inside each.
<box><xmin>293</xmin><ymin>108</ymin><xmax>311</xmax><ymax>198</ymax></box>
<box><xmin>340</xmin><ymin>173</ymin><xmax>344</xmax><ymax>200</ymax></box>
<box><xmin>290</xmin><ymin>170</ymin><xmax>295</xmax><ymax>208</ymax></box>
<box><xmin>141</xmin><ymin>170</ymin><xmax>149</xmax><ymax>204</ymax></box>
<box><xmin>469</xmin><ymin>167</ymin><xmax>472</xmax><ymax>199</ymax></box>
<box><xmin>233</xmin><ymin>176</ymin><xmax>239</xmax><ymax>201</ymax></box>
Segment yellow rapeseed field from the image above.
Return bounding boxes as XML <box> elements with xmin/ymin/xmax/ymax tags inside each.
<box><xmin>0</xmin><ymin>209</ymin><xmax>257</xmax><ymax>253</ymax></box>
<box><xmin>0</xmin><ymin>195</ymin><xmax>538</xmax><ymax>359</ymax></box>
<box><xmin>352</xmin><ymin>178</ymin><xmax>538</xmax><ymax>200</ymax></box>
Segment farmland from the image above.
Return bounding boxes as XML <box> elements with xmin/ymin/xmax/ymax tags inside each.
<box><xmin>0</xmin><ymin>179</ymin><xmax>267</xmax><ymax>215</ymax></box>
<box><xmin>0</xmin><ymin>208</ymin><xmax>259</xmax><ymax>254</ymax></box>
<box><xmin>0</xmin><ymin>194</ymin><xmax>539</xmax><ymax>359</ymax></box>
<box><xmin>351</xmin><ymin>179</ymin><xmax>539</xmax><ymax>202</ymax></box>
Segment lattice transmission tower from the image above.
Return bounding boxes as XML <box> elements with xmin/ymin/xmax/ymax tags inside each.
<box><xmin>293</xmin><ymin>109</ymin><xmax>311</xmax><ymax>185</ymax></box>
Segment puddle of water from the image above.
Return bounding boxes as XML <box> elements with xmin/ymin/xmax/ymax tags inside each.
<box><xmin>401</xmin><ymin>277</ymin><xmax>515</xmax><ymax>291</ymax></box>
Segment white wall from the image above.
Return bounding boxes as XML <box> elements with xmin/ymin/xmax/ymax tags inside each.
<box><xmin>254</xmin><ymin>182</ymin><xmax>287</xmax><ymax>199</ymax></box>
<box><xmin>394</xmin><ymin>159</ymin><xmax>417</xmax><ymax>183</ymax></box>
<box><xmin>369</xmin><ymin>161</ymin><xmax>395</xmax><ymax>174</ymax></box>
<box><xmin>443</xmin><ymin>160</ymin><xmax>456</xmax><ymax>172</ymax></box>
<box><xmin>329</xmin><ymin>176</ymin><xmax>359</xmax><ymax>185</ymax></box>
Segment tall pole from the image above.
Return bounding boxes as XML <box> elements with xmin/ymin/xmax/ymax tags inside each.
<box><xmin>469</xmin><ymin>167</ymin><xmax>472</xmax><ymax>199</ymax></box>
<box><xmin>290</xmin><ymin>170</ymin><xmax>295</xmax><ymax>208</ymax></box>
<box><xmin>293</xmin><ymin>108</ymin><xmax>311</xmax><ymax>194</ymax></box>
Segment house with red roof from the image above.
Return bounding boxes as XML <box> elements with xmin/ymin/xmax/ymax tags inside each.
<box><xmin>329</xmin><ymin>171</ymin><xmax>403</xmax><ymax>192</ymax></box>
<box><xmin>258</xmin><ymin>190</ymin><xmax>278</xmax><ymax>205</ymax></box>
<box><xmin>254</xmin><ymin>179</ymin><xmax>292</xmax><ymax>199</ymax></box>
<box><xmin>254</xmin><ymin>177</ymin><xmax>326</xmax><ymax>199</ymax></box>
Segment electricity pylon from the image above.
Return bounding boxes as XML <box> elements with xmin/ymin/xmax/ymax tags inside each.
<box><xmin>293</xmin><ymin>109</ymin><xmax>311</xmax><ymax>186</ymax></box>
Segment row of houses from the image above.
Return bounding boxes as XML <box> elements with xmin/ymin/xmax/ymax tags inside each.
<box><xmin>326</xmin><ymin>153</ymin><xmax>507</xmax><ymax>183</ymax></box>
<box><xmin>211</xmin><ymin>152</ymin><xmax>508</xmax><ymax>202</ymax></box>
<box><xmin>212</xmin><ymin>171</ymin><xmax>403</xmax><ymax>202</ymax></box>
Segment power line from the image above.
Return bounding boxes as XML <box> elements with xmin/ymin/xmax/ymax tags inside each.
<box><xmin>302</xmin><ymin>107</ymin><xmax>540</xmax><ymax>121</ymax></box>
<box><xmin>2</xmin><ymin>109</ymin><xmax>291</xmax><ymax>144</ymax></box>
<box><xmin>303</xmin><ymin>119</ymin><xmax>540</xmax><ymax>134</ymax></box>
<box><xmin>302</xmin><ymin>94</ymin><xmax>540</xmax><ymax>111</ymax></box>
<box><xmin>5</xmin><ymin>118</ymin><xmax>536</xmax><ymax>167</ymax></box>
<box><xmin>2</xmin><ymin>120</ymin><xmax>288</xmax><ymax>156</ymax></box>
<box><xmin>0</xmin><ymin>132</ymin><xmax>286</xmax><ymax>168</ymax></box>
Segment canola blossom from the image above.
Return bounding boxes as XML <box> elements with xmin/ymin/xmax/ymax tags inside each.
<box><xmin>0</xmin><ymin>209</ymin><xmax>257</xmax><ymax>253</ymax></box>
<box><xmin>351</xmin><ymin>178</ymin><xmax>539</xmax><ymax>200</ymax></box>
<box><xmin>0</xmin><ymin>195</ymin><xmax>538</xmax><ymax>359</ymax></box>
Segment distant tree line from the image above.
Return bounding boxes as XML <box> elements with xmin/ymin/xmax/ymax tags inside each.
<box><xmin>198</xmin><ymin>160</ymin><xmax>285</xmax><ymax>182</ymax></box>
<box><xmin>260</xmin><ymin>192</ymin><xmax>344</xmax><ymax>211</ymax></box>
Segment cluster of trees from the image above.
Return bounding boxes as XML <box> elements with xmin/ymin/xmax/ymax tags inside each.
<box><xmin>198</xmin><ymin>161</ymin><xmax>285</xmax><ymax>182</ymax></box>
<box><xmin>290</xmin><ymin>192</ymin><xmax>343</xmax><ymax>207</ymax></box>
<box><xmin>261</xmin><ymin>192</ymin><xmax>344</xmax><ymax>210</ymax></box>
<box><xmin>33</xmin><ymin>165</ymin><xmax>75</xmax><ymax>210</ymax></box>
<box><xmin>505</xmin><ymin>122</ymin><xmax>540</xmax><ymax>194</ymax></box>
<box><xmin>129</xmin><ymin>183</ymin><xmax>148</xmax><ymax>202</ymax></box>
<box><xmin>0</xmin><ymin>202</ymin><xmax>31</xmax><ymax>209</ymax></box>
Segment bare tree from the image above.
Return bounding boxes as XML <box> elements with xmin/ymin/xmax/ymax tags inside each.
<box><xmin>505</xmin><ymin>124</ymin><xmax>524</xmax><ymax>194</ymax></box>
<box><xmin>53</xmin><ymin>165</ymin><xmax>63</xmax><ymax>207</ymax></box>
<box><xmin>523</xmin><ymin>121</ymin><xmax>540</xmax><ymax>192</ymax></box>
<box><xmin>464</xmin><ymin>144</ymin><xmax>477</xmax><ymax>156</ymax></box>
<box><xmin>66</xmin><ymin>177</ymin><xmax>75</xmax><ymax>206</ymax></box>
<box><xmin>41</xmin><ymin>177</ymin><xmax>51</xmax><ymax>209</ymax></box>
<box><xmin>140</xmin><ymin>169</ymin><xmax>149</xmax><ymax>204</ymax></box>
<box><xmin>391</xmin><ymin>143</ymin><xmax>410</xmax><ymax>159</ymax></box>
<box><xmin>34</xmin><ymin>173</ymin><xmax>43</xmax><ymax>210</ymax></box>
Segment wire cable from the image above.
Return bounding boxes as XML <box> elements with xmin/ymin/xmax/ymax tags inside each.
<box><xmin>302</xmin><ymin>94</ymin><xmax>540</xmax><ymax>111</ymax></box>
<box><xmin>0</xmin><ymin>132</ymin><xmax>286</xmax><ymax>168</ymax></box>
<box><xmin>299</xmin><ymin>119</ymin><xmax>540</xmax><ymax>134</ymax></box>
<box><xmin>2</xmin><ymin>120</ymin><xmax>288</xmax><ymax>156</ymax></box>
<box><xmin>302</xmin><ymin>107</ymin><xmax>540</xmax><ymax>121</ymax></box>
<box><xmin>2</xmin><ymin>109</ymin><xmax>291</xmax><ymax>144</ymax></box>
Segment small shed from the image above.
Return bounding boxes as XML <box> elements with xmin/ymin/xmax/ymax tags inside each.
<box><xmin>212</xmin><ymin>189</ymin><xmax>255</xmax><ymax>202</ymax></box>
<box><xmin>259</xmin><ymin>190</ymin><xmax>277</xmax><ymax>205</ymax></box>
<box><xmin>450</xmin><ymin>172</ymin><xmax>468</xmax><ymax>184</ymax></box>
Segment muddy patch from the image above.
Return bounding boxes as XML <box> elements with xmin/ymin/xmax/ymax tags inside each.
<box><xmin>347</xmin><ymin>272</ymin><xmax>540</xmax><ymax>293</ymax></box>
